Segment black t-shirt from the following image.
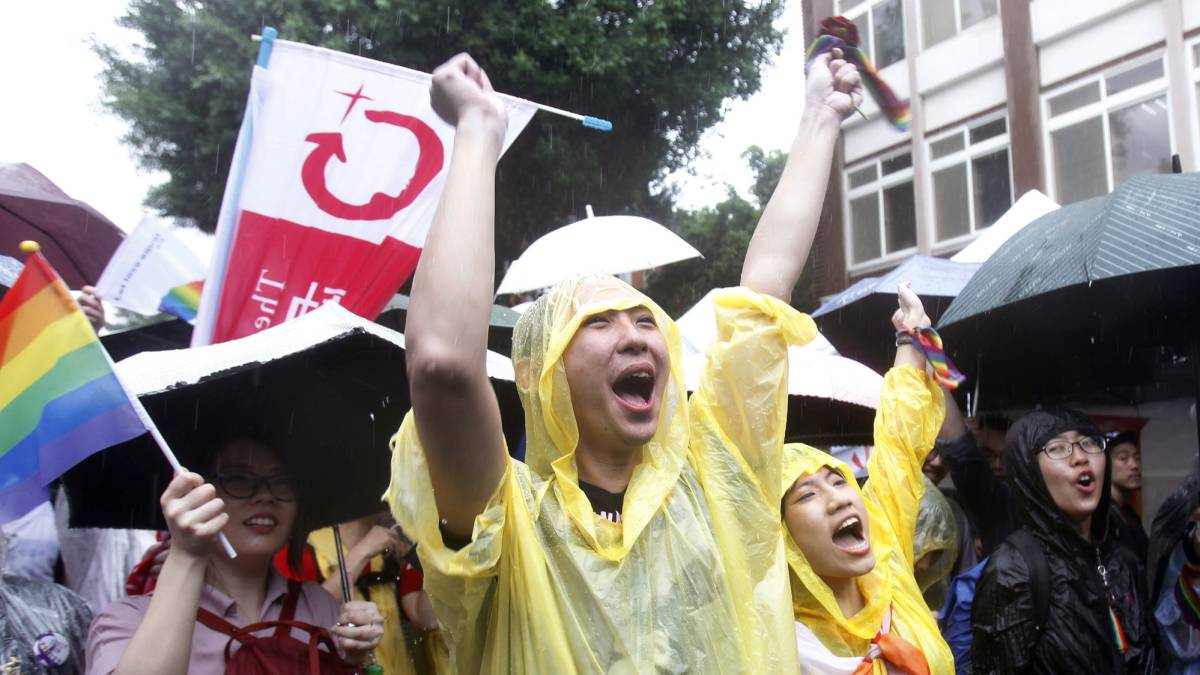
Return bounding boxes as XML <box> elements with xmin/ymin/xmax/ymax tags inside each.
<box><xmin>578</xmin><ymin>480</ymin><xmax>626</xmax><ymax>524</ymax></box>
<box><xmin>440</xmin><ymin>479</ymin><xmax>628</xmax><ymax>549</ymax></box>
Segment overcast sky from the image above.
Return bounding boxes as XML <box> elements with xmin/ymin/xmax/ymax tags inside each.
<box><xmin>0</xmin><ymin>0</ymin><xmax>806</xmax><ymax>262</ymax></box>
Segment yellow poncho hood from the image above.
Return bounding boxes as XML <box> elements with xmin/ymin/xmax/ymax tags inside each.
<box><xmin>779</xmin><ymin>368</ymin><xmax>954</xmax><ymax>674</ymax></box>
<box><xmin>512</xmin><ymin>275</ymin><xmax>689</xmax><ymax>559</ymax></box>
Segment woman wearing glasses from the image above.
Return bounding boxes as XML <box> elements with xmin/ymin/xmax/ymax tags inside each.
<box><xmin>85</xmin><ymin>437</ymin><xmax>383</xmax><ymax>675</ymax></box>
<box><xmin>970</xmin><ymin>410</ymin><xmax>1157</xmax><ymax>674</ymax></box>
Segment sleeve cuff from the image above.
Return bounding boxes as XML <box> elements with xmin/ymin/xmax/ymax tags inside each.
<box><xmin>711</xmin><ymin>287</ymin><xmax>818</xmax><ymax>347</ymax></box>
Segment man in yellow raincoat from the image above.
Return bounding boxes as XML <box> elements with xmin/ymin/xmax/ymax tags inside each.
<box><xmin>781</xmin><ymin>285</ymin><xmax>955</xmax><ymax>674</ymax></box>
<box><xmin>386</xmin><ymin>49</ymin><xmax>862</xmax><ymax>673</ymax></box>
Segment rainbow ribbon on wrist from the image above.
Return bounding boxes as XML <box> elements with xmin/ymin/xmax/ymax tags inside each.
<box><xmin>804</xmin><ymin>16</ymin><xmax>911</xmax><ymax>131</ymax></box>
<box><xmin>897</xmin><ymin>327</ymin><xmax>965</xmax><ymax>389</ymax></box>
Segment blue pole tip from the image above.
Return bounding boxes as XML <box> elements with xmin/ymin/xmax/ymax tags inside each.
<box><xmin>582</xmin><ymin>116</ymin><xmax>613</xmax><ymax>132</ymax></box>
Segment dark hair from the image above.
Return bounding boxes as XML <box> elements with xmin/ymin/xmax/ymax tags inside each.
<box><xmin>1108</xmin><ymin>431</ymin><xmax>1139</xmax><ymax>451</ymax></box>
<box><xmin>977</xmin><ymin>413</ymin><xmax>1012</xmax><ymax>434</ymax></box>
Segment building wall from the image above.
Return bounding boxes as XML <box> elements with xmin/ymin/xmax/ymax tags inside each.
<box><xmin>805</xmin><ymin>0</ymin><xmax>1200</xmax><ymax>298</ymax></box>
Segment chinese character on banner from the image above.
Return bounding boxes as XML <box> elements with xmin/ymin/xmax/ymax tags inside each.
<box><xmin>193</xmin><ymin>38</ymin><xmax>537</xmax><ymax>345</ymax></box>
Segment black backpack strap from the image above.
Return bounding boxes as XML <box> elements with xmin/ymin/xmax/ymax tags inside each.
<box><xmin>1008</xmin><ymin>529</ymin><xmax>1051</xmax><ymax>631</ymax></box>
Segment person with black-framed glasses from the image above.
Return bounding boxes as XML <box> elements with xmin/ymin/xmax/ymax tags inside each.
<box><xmin>971</xmin><ymin>409</ymin><xmax>1158</xmax><ymax>674</ymax></box>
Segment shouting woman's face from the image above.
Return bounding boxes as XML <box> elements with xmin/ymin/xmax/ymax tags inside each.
<box><xmin>783</xmin><ymin>467</ymin><xmax>876</xmax><ymax>580</ymax></box>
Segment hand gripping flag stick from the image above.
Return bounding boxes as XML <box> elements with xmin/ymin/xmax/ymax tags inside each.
<box><xmin>251</xmin><ymin>32</ymin><xmax>613</xmax><ymax>133</ymax></box>
<box><xmin>105</xmin><ymin>352</ymin><xmax>240</xmax><ymax>560</ymax></box>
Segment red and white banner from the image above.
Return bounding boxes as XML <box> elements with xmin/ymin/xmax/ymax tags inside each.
<box><xmin>193</xmin><ymin>39</ymin><xmax>536</xmax><ymax>345</ymax></box>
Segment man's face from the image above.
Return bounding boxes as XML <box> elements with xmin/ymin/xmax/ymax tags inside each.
<box><xmin>922</xmin><ymin>448</ymin><xmax>948</xmax><ymax>484</ymax></box>
<box><xmin>1110</xmin><ymin>442</ymin><xmax>1142</xmax><ymax>492</ymax></box>
<box><xmin>975</xmin><ymin>427</ymin><xmax>1007</xmax><ymax>481</ymax></box>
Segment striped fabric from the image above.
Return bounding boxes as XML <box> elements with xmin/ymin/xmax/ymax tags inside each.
<box><xmin>0</xmin><ymin>252</ymin><xmax>144</xmax><ymax>521</ymax></box>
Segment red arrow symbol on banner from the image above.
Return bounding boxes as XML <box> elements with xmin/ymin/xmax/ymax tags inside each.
<box><xmin>301</xmin><ymin>110</ymin><xmax>445</xmax><ymax>221</ymax></box>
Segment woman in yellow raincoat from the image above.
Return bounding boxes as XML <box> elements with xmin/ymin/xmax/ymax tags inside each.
<box><xmin>385</xmin><ymin>50</ymin><xmax>862</xmax><ymax>673</ymax></box>
<box><xmin>781</xmin><ymin>285</ymin><xmax>955</xmax><ymax>674</ymax></box>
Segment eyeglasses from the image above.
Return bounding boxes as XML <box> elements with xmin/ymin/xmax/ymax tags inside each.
<box><xmin>1040</xmin><ymin>437</ymin><xmax>1106</xmax><ymax>461</ymax></box>
<box><xmin>214</xmin><ymin>471</ymin><xmax>298</xmax><ymax>501</ymax></box>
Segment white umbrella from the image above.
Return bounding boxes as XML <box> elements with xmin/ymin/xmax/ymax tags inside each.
<box><xmin>496</xmin><ymin>205</ymin><xmax>701</xmax><ymax>296</ymax></box>
<box><xmin>951</xmin><ymin>189</ymin><xmax>1059</xmax><ymax>264</ymax></box>
<box><xmin>675</xmin><ymin>290</ymin><xmax>881</xmax><ymax>407</ymax></box>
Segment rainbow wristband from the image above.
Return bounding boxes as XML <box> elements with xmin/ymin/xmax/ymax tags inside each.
<box><xmin>896</xmin><ymin>327</ymin><xmax>966</xmax><ymax>390</ymax></box>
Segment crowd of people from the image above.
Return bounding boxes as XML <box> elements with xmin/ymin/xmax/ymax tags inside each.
<box><xmin>3</xmin><ymin>48</ymin><xmax>1199</xmax><ymax>675</ymax></box>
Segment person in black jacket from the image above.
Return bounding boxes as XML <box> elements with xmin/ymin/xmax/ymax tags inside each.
<box><xmin>1107</xmin><ymin>432</ymin><xmax>1149</xmax><ymax>567</ymax></box>
<box><xmin>935</xmin><ymin>392</ymin><xmax>1017</xmax><ymax>556</ymax></box>
<box><xmin>971</xmin><ymin>409</ymin><xmax>1157</xmax><ymax>674</ymax></box>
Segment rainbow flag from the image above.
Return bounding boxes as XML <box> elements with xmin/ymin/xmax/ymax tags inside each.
<box><xmin>0</xmin><ymin>251</ymin><xmax>146</xmax><ymax>521</ymax></box>
<box><xmin>158</xmin><ymin>280</ymin><xmax>204</xmax><ymax>322</ymax></box>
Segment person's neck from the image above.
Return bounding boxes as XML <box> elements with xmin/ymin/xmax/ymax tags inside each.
<box><xmin>1110</xmin><ymin>486</ymin><xmax>1131</xmax><ymax>508</ymax></box>
<box><xmin>207</xmin><ymin>554</ymin><xmax>272</xmax><ymax>622</ymax></box>
<box><xmin>338</xmin><ymin>516</ymin><xmax>374</xmax><ymax>551</ymax></box>
<box><xmin>824</xmin><ymin>575</ymin><xmax>866</xmax><ymax>618</ymax></box>
<box><xmin>1072</xmin><ymin>515</ymin><xmax>1093</xmax><ymax>542</ymax></box>
<box><xmin>574</xmin><ymin>438</ymin><xmax>640</xmax><ymax>493</ymax></box>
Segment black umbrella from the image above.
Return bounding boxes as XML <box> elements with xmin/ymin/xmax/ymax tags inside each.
<box><xmin>938</xmin><ymin>172</ymin><xmax>1200</xmax><ymax>421</ymax></box>
<box><xmin>812</xmin><ymin>255</ymin><xmax>979</xmax><ymax>373</ymax></box>
<box><xmin>63</xmin><ymin>303</ymin><xmax>521</xmax><ymax>532</ymax></box>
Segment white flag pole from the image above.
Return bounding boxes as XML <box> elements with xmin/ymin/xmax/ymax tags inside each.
<box><xmin>98</xmin><ymin>347</ymin><xmax>238</xmax><ymax>560</ymax></box>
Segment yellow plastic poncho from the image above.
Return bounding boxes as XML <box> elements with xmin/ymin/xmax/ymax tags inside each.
<box><xmin>912</xmin><ymin>477</ymin><xmax>958</xmax><ymax>612</ymax></box>
<box><xmin>781</xmin><ymin>367</ymin><xmax>954</xmax><ymax>675</ymax></box>
<box><xmin>309</xmin><ymin>528</ymin><xmax>419</xmax><ymax>675</ymax></box>
<box><xmin>387</xmin><ymin>276</ymin><xmax>815</xmax><ymax>674</ymax></box>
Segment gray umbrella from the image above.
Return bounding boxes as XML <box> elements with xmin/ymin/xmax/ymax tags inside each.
<box><xmin>937</xmin><ymin>172</ymin><xmax>1200</xmax><ymax>416</ymax></box>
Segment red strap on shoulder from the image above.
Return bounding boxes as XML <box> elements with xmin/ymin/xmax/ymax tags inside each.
<box><xmin>196</xmin><ymin>607</ymin><xmax>238</xmax><ymax>637</ymax></box>
<box><xmin>273</xmin><ymin>579</ymin><xmax>303</xmax><ymax>637</ymax></box>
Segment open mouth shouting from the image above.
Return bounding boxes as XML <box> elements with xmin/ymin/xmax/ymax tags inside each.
<box><xmin>831</xmin><ymin>513</ymin><xmax>870</xmax><ymax>556</ymax></box>
<box><xmin>611</xmin><ymin>363</ymin><xmax>657</xmax><ymax>414</ymax></box>
<box><xmin>1074</xmin><ymin>471</ymin><xmax>1097</xmax><ymax>495</ymax></box>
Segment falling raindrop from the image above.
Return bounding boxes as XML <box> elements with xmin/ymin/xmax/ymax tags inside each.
<box><xmin>190</xmin><ymin>29</ymin><xmax>196</xmax><ymax>64</ymax></box>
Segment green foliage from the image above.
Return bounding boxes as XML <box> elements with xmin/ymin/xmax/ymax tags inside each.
<box><xmin>646</xmin><ymin>145</ymin><xmax>817</xmax><ymax>317</ymax></box>
<box><xmin>97</xmin><ymin>0</ymin><xmax>784</xmax><ymax>271</ymax></box>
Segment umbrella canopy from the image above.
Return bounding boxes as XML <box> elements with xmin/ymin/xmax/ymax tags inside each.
<box><xmin>677</xmin><ymin>290</ymin><xmax>883</xmax><ymax>445</ymax></box>
<box><xmin>0</xmin><ymin>163</ymin><xmax>126</xmax><ymax>288</ymax></box>
<box><xmin>63</xmin><ymin>303</ymin><xmax>519</xmax><ymax>531</ymax></box>
<box><xmin>496</xmin><ymin>207</ymin><xmax>701</xmax><ymax>296</ymax></box>
<box><xmin>811</xmin><ymin>255</ymin><xmax>980</xmax><ymax>373</ymax></box>
<box><xmin>377</xmin><ymin>292</ymin><xmax>520</xmax><ymax>356</ymax></box>
<box><xmin>950</xmin><ymin>190</ymin><xmax>1059</xmax><ymax>264</ymax></box>
<box><xmin>938</xmin><ymin>172</ymin><xmax>1200</xmax><ymax>408</ymax></box>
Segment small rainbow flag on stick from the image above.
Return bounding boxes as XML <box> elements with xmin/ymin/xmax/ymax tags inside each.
<box><xmin>0</xmin><ymin>243</ymin><xmax>146</xmax><ymax>521</ymax></box>
<box><xmin>159</xmin><ymin>280</ymin><xmax>204</xmax><ymax>322</ymax></box>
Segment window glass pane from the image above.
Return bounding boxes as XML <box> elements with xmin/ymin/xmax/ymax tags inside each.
<box><xmin>848</xmin><ymin>165</ymin><xmax>879</xmax><ymax>189</ymax></box>
<box><xmin>931</xmin><ymin>133</ymin><xmax>966</xmax><ymax>159</ymax></box>
<box><xmin>883</xmin><ymin>182</ymin><xmax>917</xmax><ymax>253</ymax></box>
<box><xmin>854</xmin><ymin>13</ymin><xmax>873</xmax><ymax>68</ymax></box>
<box><xmin>972</xmin><ymin>149</ymin><xmax>1012</xmax><ymax>228</ymax></box>
<box><xmin>1194</xmin><ymin>43</ymin><xmax>1200</xmax><ymax>68</ymax></box>
<box><xmin>840</xmin><ymin>0</ymin><xmax>867</xmax><ymax>11</ymax></box>
<box><xmin>1105</xmin><ymin>58</ymin><xmax>1164</xmax><ymax>97</ymax></box>
<box><xmin>881</xmin><ymin>152</ymin><xmax>913</xmax><ymax>174</ymax></box>
<box><xmin>922</xmin><ymin>0</ymin><xmax>957</xmax><ymax>49</ymax></box>
<box><xmin>1109</xmin><ymin>95</ymin><xmax>1172</xmax><ymax>186</ymax></box>
<box><xmin>960</xmin><ymin>0</ymin><xmax>999</xmax><ymax>30</ymax></box>
<box><xmin>851</xmin><ymin>194</ymin><xmax>882</xmax><ymax>263</ymax></box>
<box><xmin>933</xmin><ymin>165</ymin><xmax>970</xmax><ymax>240</ymax></box>
<box><xmin>1048</xmin><ymin>82</ymin><xmax>1101</xmax><ymax>117</ymax></box>
<box><xmin>873</xmin><ymin>0</ymin><xmax>906</xmax><ymax>69</ymax></box>
<box><xmin>1051</xmin><ymin>117</ymin><xmax>1107</xmax><ymax>204</ymax></box>
<box><xmin>969</xmin><ymin>117</ymin><xmax>1007</xmax><ymax>144</ymax></box>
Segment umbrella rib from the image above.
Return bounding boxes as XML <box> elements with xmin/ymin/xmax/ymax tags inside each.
<box><xmin>0</xmin><ymin>202</ymin><xmax>89</xmax><ymax>281</ymax></box>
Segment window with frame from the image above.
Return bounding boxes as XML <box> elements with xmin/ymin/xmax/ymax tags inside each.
<box><xmin>1043</xmin><ymin>54</ymin><xmax>1172</xmax><ymax>205</ymax></box>
<box><xmin>845</xmin><ymin>149</ymin><xmax>918</xmax><ymax>266</ymax></box>
<box><xmin>837</xmin><ymin>0</ymin><xmax>906</xmax><ymax>70</ymax></box>
<box><xmin>920</xmin><ymin>0</ymin><xmax>998</xmax><ymax>49</ymax></box>
<box><xmin>928</xmin><ymin>114</ymin><xmax>1013</xmax><ymax>243</ymax></box>
<box><xmin>1192</xmin><ymin>39</ymin><xmax>1200</xmax><ymax>130</ymax></box>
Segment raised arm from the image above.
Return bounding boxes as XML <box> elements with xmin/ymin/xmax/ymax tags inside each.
<box><xmin>864</xmin><ymin>285</ymin><xmax>944</xmax><ymax>559</ymax></box>
<box><xmin>740</xmin><ymin>50</ymin><xmax>861</xmax><ymax>300</ymax></box>
<box><xmin>405</xmin><ymin>54</ymin><xmax>508</xmax><ymax>539</ymax></box>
